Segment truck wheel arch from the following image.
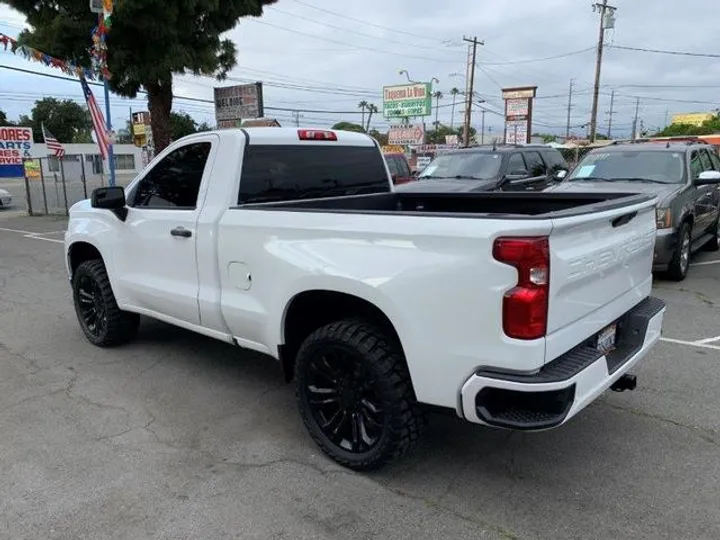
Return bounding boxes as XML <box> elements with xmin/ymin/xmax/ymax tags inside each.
<box><xmin>68</xmin><ymin>241</ymin><xmax>104</xmax><ymax>278</ymax></box>
<box><xmin>279</xmin><ymin>290</ymin><xmax>404</xmax><ymax>382</ymax></box>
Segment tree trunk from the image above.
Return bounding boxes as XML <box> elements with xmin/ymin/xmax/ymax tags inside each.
<box><xmin>146</xmin><ymin>80</ymin><xmax>173</xmax><ymax>154</ymax></box>
<box><xmin>366</xmin><ymin>111</ymin><xmax>374</xmax><ymax>131</ymax></box>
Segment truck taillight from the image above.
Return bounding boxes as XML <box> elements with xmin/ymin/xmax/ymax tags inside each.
<box><xmin>298</xmin><ymin>129</ymin><xmax>337</xmax><ymax>141</ymax></box>
<box><xmin>492</xmin><ymin>237</ymin><xmax>550</xmax><ymax>340</ymax></box>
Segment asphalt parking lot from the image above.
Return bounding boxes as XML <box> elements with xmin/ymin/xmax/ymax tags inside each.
<box><xmin>1</xmin><ymin>212</ymin><xmax>719</xmax><ymax>540</ymax></box>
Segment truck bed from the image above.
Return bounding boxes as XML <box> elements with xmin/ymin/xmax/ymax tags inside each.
<box><xmin>239</xmin><ymin>191</ymin><xmax>655</xmax><ymax>219</ymax></box>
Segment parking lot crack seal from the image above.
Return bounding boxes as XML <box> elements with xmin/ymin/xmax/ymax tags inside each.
<box><xmin>603</xmin><ymin>402</ymin><xmax>719</xmax><ymax>447</ymax></box>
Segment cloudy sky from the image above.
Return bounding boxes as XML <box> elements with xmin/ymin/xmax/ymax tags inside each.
<box><xmin>1</xmin><ymin>0</ymin><xmax>719</xmax><ymax>139</ymax></box>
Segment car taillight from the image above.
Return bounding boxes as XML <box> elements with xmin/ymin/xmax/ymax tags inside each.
<box><xmin>492</xmin><ymin>237</ymin><xmax>550</xmax><ymax>340</ymax></box>
<box><xmin>298</xmin><ymin>129</ymin><xmax>337</xmax><ymax>141</ymax></box>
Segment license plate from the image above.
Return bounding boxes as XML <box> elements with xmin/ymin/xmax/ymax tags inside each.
<box><xmin>596</xmin><ymin>323</ymin><xmax>617</xmax><ymax>354</ymax></box>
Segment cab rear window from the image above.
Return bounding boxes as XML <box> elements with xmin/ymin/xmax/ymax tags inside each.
<box><xmin>238</xmin><ymin>145</ymin><xmax>391</xmax><ymax>204</ymax></box>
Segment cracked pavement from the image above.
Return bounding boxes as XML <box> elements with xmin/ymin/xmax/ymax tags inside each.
<box><xmin>1</xmin><ymin>214</ymin><xmax>720</xmax><ymax>540</ymax></box>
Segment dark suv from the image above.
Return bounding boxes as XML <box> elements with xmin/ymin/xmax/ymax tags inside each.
<box><xmin>548</xmin><ymin>142</ymin><xmax>720</xmax><ymax>280</ymax></box>
<box><xmin>395</xmin><ymin>144</ymin><xmax>570</xmax><ymax>193</ymax></box>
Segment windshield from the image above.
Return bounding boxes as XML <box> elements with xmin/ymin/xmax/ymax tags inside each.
<box><xmin>568</xmin><ymin>150</ymin><xmax>686</xmax><ymax>184</ymax></box>
<box><xmin>418</xmin><ymin>152</ymin><xmax>502</xmax><ymax>180</ymax></box>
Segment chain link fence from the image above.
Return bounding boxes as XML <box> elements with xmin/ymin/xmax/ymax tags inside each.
<box><xmin>18</xmin><ymin>155</ymin><xmax>139</xmax><ymax>216</ymax></box>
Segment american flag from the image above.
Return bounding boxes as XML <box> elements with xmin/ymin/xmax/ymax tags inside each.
<box><xmin>41</xmin><ymin>123</ymin><xmax>66</xmax><ymax>158</ymax></box>
<box><xmin>80</xmin><ymin>76</ymin><xmax>110</xmax><ymax>160</ymax></box>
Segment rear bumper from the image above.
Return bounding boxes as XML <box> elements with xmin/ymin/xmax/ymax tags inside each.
<box><xmin>459</xmin><ymin>296</ymin><xmax>666</xmax><ymax>430</ymax></box>
<box><xmin>652</xmin><ymin>228</ymin><xmax>677</xmax><ymax>269</ymax></box>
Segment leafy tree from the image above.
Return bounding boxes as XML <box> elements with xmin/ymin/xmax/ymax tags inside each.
<box><xmin>197</xmin><ymin>122</ymin><xmax>213</xmax><ymax>133</ymax></box>
<box><xmin>0</xmin><ymin>109</ymin><xmax>10</xmax><ymax>125</ymax></box>
<box><xmin>532</xmin><ymin>132</ymin><xmax>558</xmax><ymax>143</ymax></box>
<box><xmin>4</xmin><ymin>0</ymin><xmax>277</xmax><ymax>152</ymax></box>
<box><xmin>332</xmin><ymin>122</ymin><xmax>366</xmax><ymax>133</ymax></box>
<box><xmin>169</xmin><ymin>111</ymin><xmax>198</xmax><ymax>142</ymax></box>
<box><xmin>358</xmin><ymin>101</ymin><xmax>368</xmax><ymax>130</ymax></box>
<box><xmin>20</xmin><ymin>98</ymin><xmax>92</xmax><ymax>143</ymax></box>
<box><xmin>449</xmin><ymin>88</ymin><xmax>460</xmax><ymax>129</ymax></box>
<box><xmin>369</xmin><ymin>129</ymin><xmax>388</xmax><ymax>146</ymax></box>
<box><xmin>425</xmin><ymin>124</ymin><xmax>475</xmax><ymax>144</ymax></box>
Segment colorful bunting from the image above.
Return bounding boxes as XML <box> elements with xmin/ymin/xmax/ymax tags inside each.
<box><xmin>0</xmin><ymin>32</ymin><xmax>110</xmax><ymax>81</ymax></box>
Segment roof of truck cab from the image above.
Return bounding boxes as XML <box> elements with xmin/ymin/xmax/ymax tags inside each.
<box><xmin>219</xmin><ymin>127</ymin><xmax>377</xmax><ymax>146</ymax></box>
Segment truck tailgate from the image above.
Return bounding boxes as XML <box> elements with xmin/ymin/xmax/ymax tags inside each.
<box><xmin>547</xmin><ymin>197</ymin><xmax>657</xmax><ymax>336</ymax></box>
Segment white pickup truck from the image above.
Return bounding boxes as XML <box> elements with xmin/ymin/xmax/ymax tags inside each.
<box><xmin>65</xmin><ymin>128</ymin><xmax>666</xmax><ymax>470</ymax></box>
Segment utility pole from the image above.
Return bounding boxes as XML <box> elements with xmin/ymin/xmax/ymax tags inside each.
<box><xmin>589</xmin><ymin>0</ymin><xmax>617</xmax><ymax>142</ymax></box>
<box><xmin>481</xmin><ymin>109</ymin><xmax>486</xmax><ymax>145</ymax></box>
<box><xmin>566</xmin><ymin>79</ymin><xmax>574</xmax><ymax>139</ymax></box>
<box><xmin>462</xmin><ymin>36</ymin><xmax>484</xmax><ymax>147</ymax></box>
<box><xmin>606</xmin><ymin>89</ymin><xmax>615</xmax><ymax>139</ymax></box>
<box><xmin>632</xmin><ymin>97</ymin><xmax>640</xmax><ymax>140</ymax></box>
<box><xmin>291</xmin><ymin>110</ymin><xmax>303</xmax><ymax>127</ymax></box>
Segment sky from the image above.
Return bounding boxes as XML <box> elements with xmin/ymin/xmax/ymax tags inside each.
<box><xmin>1</xmin><ymin>0</ymin><xmax>720</xmax><ymax>139</ymax></box>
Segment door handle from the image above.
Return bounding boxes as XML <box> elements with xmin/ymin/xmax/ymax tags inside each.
<box><xmin>170</xmin><ymin>227</ymin><xmax>192</xmax><ymax>238</ymax></box>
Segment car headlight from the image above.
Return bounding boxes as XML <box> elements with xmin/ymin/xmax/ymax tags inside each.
<box><xmin>656</xmin><ymin>208</ymin><xmax>672</xmax><ymax>229</ymax></box>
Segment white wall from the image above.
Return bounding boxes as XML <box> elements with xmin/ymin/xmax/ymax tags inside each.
<box><xmin>29</xmin><ymin>144</ymin><xmax>144</xmax><ymax>178</ymax></box>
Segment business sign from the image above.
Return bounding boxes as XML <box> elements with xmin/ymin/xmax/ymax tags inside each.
<box><xmin>382</xmin><ymin>145</ymin><xmax>405</xmax><ymax>154</ymax></box>
<box><xmin>383</xmin><ymin>83</ymin><xmax>432</xmax><ymax>118</ymax></box>
<box><xmin>445</xmin><ymin>134</ymin><xmax>459</xmax><ymax>145</ymax></box>
<box><xmin>505</xmin><ymin>120</ymin><xmax>528</xmax><ymax>145</ymax></box>
<box><xmin>671</xmin><ymin>113</ymin><xmax>714</xmax><ymax>127</ymax></box>
<box><xmin>506</xmin><ymin>98</ymin><xmax>529</xmax><ymax>119</ymax></box>
<box><xmin>214</xmin><ymin>82</ymin><xmax>264</xmax><ymax>124</ymax></box>
<box><xmin>503</xmin><ymin>86</ymin><xmax>537</xmax><ymax>145</ymax></box>
<box><xmin>0</xmin><ymin>126</ymin><xmax>33</xmax><ymax>178</ymax></box>
<box><xmin>502</xmin><ymin>87</ymin><xmax>537</xmax><ymax>100</ymax></box>
<box><xmin>388</xmin><ymin>124</ymin><xmax>425</xmax><ymax>145</ymax></box>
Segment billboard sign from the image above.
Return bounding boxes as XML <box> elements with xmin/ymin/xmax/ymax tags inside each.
<box><xmin>503</xmin><ymin>86</ymin><xmax>537</xmax><ymax>145</ymax></box>
<box><xmin>505</xmin><ymin>120</ymin><xmax>528</xmax><ymax>145</ymax></box>
<box><xmin>0</xmin><ymin>126</ymin><xmax>33</xmax><ymax>178</ymax></box>
<box><xmin>214</xmin><ymin>83</ymin><xmax>265</xmax><ymax>124</ymax></box>
<box><xmin>388</xmin><ymin>124</ymin><xmax>425</xmax><ymax>145</ymax></box>
<box><xmin>383</xmin><ymin>83</ymin><xmax>432</xmax><ymax>118</ymax></box>
<box><xmin>671</xmin><ymin>113</ymin><xmax>714</xmax><ymax>127</ymax></box>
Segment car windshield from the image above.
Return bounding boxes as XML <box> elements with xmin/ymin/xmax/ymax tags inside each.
<box><xmin>567</xmin><ymin>150</ymin><xmax>686</xmax><ymax>184</ymax></box>
<box><xmin>418</xmin><ymin>152</ymin><xmax>503</xmax><ymax>180</ymax></box>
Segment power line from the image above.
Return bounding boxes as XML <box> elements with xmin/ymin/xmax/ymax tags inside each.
<box><xmin>610</xmin><ymin>45</ymin><xmax>720</xmax><ymax>59</ymax></box>
<box><xmin>267</xmin><ymin>6</ymin><xmax>443</xmax><ymax>52</ymax></box>
<box><xmin>479</xmin><ymin>47</ymin><xmax>595</xmax><ymax>66</ymax></box>
<box><xmin>246</xmin><ymin>19</ymin><xmax>461</xmax><ymax>63</ymax></box>
<box><xmin>288</xmin><ymin>0</ymin><xmax>449</xmax><ymax>44</ymax></box>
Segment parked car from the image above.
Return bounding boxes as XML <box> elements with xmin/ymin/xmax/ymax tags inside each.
<box><xmin>65</xmin><ymin>127</ymin><xmax>665</xmax><ymax>470</ymax></box>
<box><xmin>0</xmin><ymin>188</ymin><xmax>12</xmax><ymax>208</ymax></box>
<box><xmin>548</xmin><ymin>141</ymin><xmax>720</xmax><ymax>281</ymax></box>
<box><xmin>383</xmin><ymin>152</ymin><xmax>415</xmax><ymax>185</ymax></box>
<box><xmin>395</xmin><ymin>144</ymin><xmax>569</xmax><ymax>193</ymax></box>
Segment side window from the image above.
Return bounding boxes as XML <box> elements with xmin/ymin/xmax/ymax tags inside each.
<box><xmin>542</xmin><ymin>150</ymin><xmax>568</xmax><ymax>172</ymax></box>
<box><xmin>507</xmin><ymin>153</ymin><xmax>527</xmax><ymax>174</ymax></box>
<box><xmin>698</xmin><ymin>149</ymin><xmax>713</xmax><ymax>172</ymax></box>
<box><xmin>690</xmin><ymin>151</ymin><xmax>704</xmax><ymax>179</ymax></box>
<box><xmin>709</xmin><ymin>150</ymin><xmax>720</xmax><ymax>171</ymax></box>
<box><xmin>397</xmin><ymin>157</ymin><xmax>411</xmax><ymax>177</ymax></box>
<box><xmin>386</xmin><ymin>156</ymin><xmax>401</xmax><ymax>176</ymax></box>
<box><xmin>132</xmin><ymin>143</ymin><xmax>211</xmax><ymax>209</ymax></box>
<box><xmin>523</xmin><ymin>151</ymin><xmax>547</xmax><ymax>176</ymax></box>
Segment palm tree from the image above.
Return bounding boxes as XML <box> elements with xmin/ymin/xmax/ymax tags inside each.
<box><xmin>365</xmin><ymin>103</ymin><xmax>378</xmax><ymax>131</ymax></box>
<box><xmin>433</xmin><ymin>91</ymin><xmax>443</xmax><ymax>132</ymax></box>
<box><xmin>358</xmin><ymin>101</ymin><xmax>368</xmax><ymax>130</ymax></box>
<box><xmin>450</xmin><ymin>88</ymin><xmax>460</xmax><ymax>129</ymax></box>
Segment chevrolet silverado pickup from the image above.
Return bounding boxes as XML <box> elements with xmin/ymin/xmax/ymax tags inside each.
<box><xmin>64</xmin><ymin>127</ymin><xmax>666</xmax><ymax>470</ymax></box>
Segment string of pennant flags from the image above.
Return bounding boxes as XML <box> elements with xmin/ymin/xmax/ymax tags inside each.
<box><xmin>0</xmin><ymin>32</ymin><xmax>110</xmax><ymax>81</ymax></box>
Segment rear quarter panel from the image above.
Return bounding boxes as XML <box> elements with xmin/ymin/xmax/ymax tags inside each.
<box><xmin>217</xmin><ymin>208</ymin><xmax>552</xmax><ymax>408</ymax></box>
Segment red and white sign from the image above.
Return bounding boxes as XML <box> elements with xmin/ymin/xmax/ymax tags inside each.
<box><xmin>0</xmin><ymin>126</ymin><xmax>34</xmax><ymax>166</ymax></box>
<box><xmin>388</xmin><ymin>124</ymin><xmax>425</xmax><ymax>145</ymax></box>
<box><xmin>506</xmin><ymin>98</ymin><xmax>529</xmax><ymax>118</ymax></box>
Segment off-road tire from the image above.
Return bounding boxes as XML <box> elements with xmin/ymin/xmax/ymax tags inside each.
<box><xmin>667</xmin><ymin>222</ymin><xmax>691</xmax><ymax>281</ymax></box>
<box><xmin>295</xmin><ymin>319</ymin><xmax>423</xmax><ymax>471</ymax></box>
<box><xmin>72</xmin><ymin>260</ymin><xmax>140</xmax><ymax>347</ymax></box>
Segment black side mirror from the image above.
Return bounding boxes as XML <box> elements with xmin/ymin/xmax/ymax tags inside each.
<box><xmin>91</xmin><ymin>187</ymin><xmax>127</xmax><ymax>221</ymax></box>
<box><xmin>505</xmin><ymin>169</ymin><xmax>529</xmax><ymax>181</ymax></box>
